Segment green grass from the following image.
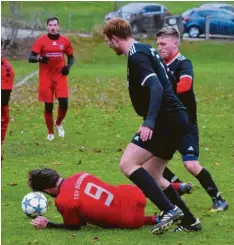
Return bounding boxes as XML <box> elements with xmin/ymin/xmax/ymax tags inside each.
<box><xmin>2</xmin><ymin>37</ymin><xmax>234</xmax><ymax>245</ymax></box>
<box><xmin>2</xmin><ymin>1</ymin><xmax>234</xmax><ymax>32</ymax></box>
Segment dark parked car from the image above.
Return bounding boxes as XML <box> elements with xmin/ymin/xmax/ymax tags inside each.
<box><xmin>184</xmin><ymin>9</ymin><xmax>234</xmax><ymax>38</ymax></box>
<box><xmin>104</xmin><ymin>3</ymin><xmax>170</xmax><ymax>33</ymax></box>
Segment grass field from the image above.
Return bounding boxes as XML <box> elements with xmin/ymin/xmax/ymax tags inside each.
<box><xmin>2</xmin><ymin>1</ymin><xmax>234</xmax><ymax>32</ymax></box>
<box><xmin>1</xmin><ymin>35</ymin><xmax>234</xmax><ymax>245</ymax></box>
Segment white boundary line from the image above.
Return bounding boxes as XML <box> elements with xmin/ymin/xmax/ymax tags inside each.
<box><xmin>15</xmin><ymin>71</ymin><xmax>38</xmax><ymax>88</ymax></box>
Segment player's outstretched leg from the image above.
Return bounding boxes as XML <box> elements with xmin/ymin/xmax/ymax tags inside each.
<box><xmin>184</xmin><ymin>162</ymin><xmax>228</xmax><ymax>212</ymax></box>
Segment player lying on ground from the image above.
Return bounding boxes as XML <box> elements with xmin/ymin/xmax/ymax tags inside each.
<box><xmin>28</xmin><ymin>168</ymin><xmax>159</xmax><ymax>230</ymax></box>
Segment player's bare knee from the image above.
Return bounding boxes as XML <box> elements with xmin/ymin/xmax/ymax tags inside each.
<box><xmin>184</xmin><ymin>161</ymin><xmax>202</xmax><ymax>176</ymax></box>
<box><xmin>119</xmin><ymin>159</ymin><xmax>129</xmax><ymax>176</ymax></box>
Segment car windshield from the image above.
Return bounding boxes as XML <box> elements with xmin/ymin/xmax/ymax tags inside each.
<box><xmin>120</xmin><ymin>4</ymin><xmax>145</xmax><ymax>14</ymax></box>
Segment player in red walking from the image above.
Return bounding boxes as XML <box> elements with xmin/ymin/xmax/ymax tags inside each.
<box><xmin>1</xmin><ymin>38</ymin><xmax>15</xmax><ymax>159</ymax></box>
<box><xmin>28</xmin><ymin>168</ymin><xmax>158</xmax><ymax>230</ymax></box>
<box><xmin>28</xmin><ymin>17</ymin><xmax>74</xmax><ymax>141</ymax></box>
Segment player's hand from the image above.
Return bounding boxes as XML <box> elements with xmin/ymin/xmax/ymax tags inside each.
<box><xmin>31</xmin><ymin>216</ymin><xmax>48</xmax><ymax>229</ymax></box>
<box><xmin>138</xmin><ymin>125</ymin><xmax>153</xmax><ymax>141</ymax></box>
<box><xmin>61</xmin><ymin>65</ymin><xmax>69</xmax><ymax>76</ymax></box>
<box><xmin>38</xmin><ymin>56</ymin><xmax>49</xmax><ymax>64</ymax></box>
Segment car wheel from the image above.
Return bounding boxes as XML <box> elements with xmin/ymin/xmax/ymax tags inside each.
<box><xmin>188</xmin><ymin>26</ymin><xmax>200</xmax><ymax>38</ymax></box>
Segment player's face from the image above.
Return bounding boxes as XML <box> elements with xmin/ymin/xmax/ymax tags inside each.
<box><xmin>157</xmin><ymin>36</ymin><xmax>178</xmax><ymax>60</ymax></box>
<box><xmin>104</xmin><ymin>35</ymin><xmax>122</xmax><ymax>55</ymax></box>
<box><xmin>43</xmin><ymin>188</ymin><xmax>58</xmax><ymax>198</ymax></box>
<box><xmin>47</xmin><ymin>20</ymin><xmax>60</xmax><ymax>35</ymax></box>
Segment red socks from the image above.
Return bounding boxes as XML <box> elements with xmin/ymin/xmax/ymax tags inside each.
<box><xmin>171</xmin><ymin>182</ymin><xmax>181</xmax><ymax>192</ymax></box>
<box><xmin>56</xmin><ymin>107</ymin><xmax>67</xmax><ymax>126</ymax></box>
<box><xmin>144</xmin><ymin>216</ymin><xmax>157</xmax><ymax>225</ymax></box>
<box><xmin>1</xmin><ymin>105</ymin><xmax>10</xmax><ymax>144</ymax></box>
<box><xmin>44</xmin><ymin>111</ymin><xmax>54</xmax><ymax>134</ymax></box>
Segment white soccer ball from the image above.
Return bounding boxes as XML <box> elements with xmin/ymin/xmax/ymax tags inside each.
<box><xmin>21</xmin><ymin>192</ymin><xmax>48</xmax><ymax>218</ymax></box>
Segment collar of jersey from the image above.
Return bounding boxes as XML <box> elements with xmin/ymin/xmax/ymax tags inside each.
<box><xmin>127</xmin><ymin>41</ymin><xmax>138</xmax><ymax>57</ymax></box>
<box><xmin>165</xmin><ymin>51</ymin><xmax>180</xmax><ymax>66</ymax></box>
<box><xmin>47</xmin><ymin>33</ymin><xmax>60</xmax><ymax>40</ymax></box>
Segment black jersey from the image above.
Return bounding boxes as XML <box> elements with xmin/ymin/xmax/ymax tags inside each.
<box><xmin>165</xmin><ymin>53</ymin><xmax>197</xmax><ymax>123</ymax></box>
<box><xmin>127</xmin><ymin>42</ymin><xmax>186</xmax><ymax>129</ymax></box>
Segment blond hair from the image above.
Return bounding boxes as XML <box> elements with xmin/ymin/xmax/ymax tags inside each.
<box><xmin>156</xmin><ymin>26</ymin><xmax>180</xmax><ymax>41</ymax></box>
<box><xmin>103</xmin><ymin>18</ymin><xmax>132</xmax><ymax>40</ymax></box>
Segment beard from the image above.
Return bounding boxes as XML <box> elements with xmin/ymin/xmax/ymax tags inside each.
<box><xmin>42</xmin><ymin>191</ymin><xmax>58</xmax><ymax>198</ymax></box>
<box><xmin>113</xmin><ymin>47</ymin><xmax>122</xmax><ymax>56</ymax></box>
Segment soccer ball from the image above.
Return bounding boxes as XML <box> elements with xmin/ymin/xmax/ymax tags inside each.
<box><xmin>21</xmin><ymin>192</ymin><xmax>48</xmax><ymax>218</ymax></box>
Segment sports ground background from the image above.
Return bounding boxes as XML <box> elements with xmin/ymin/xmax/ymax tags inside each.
<box><xmin>1</xmin><ymin>2</ymin><xmax>234</xmax><ymax>245</ymax></box>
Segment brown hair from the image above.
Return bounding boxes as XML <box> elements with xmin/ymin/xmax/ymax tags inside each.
<box><xmin>103</xmin><ymin>18</ymin><xmax>132</xmax><ymax>40</ymax></box>
<box><xmin>47</xmin><ymin>16</ymin><xmax>60</xmax><ymax>25</ymax></box>
<box><xmin>156</xmin><ymin>26</ymin><xmax>180</xmax><ymax>40</ymax></box>
<box><xmin>28</xmin><ymin>168</ymin><xmax>60</xmax><ymax>191</ymax></box>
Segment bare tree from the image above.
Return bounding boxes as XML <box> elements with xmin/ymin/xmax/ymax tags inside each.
<box><xmin>8</xmin><ymin>1</ymin><xmax>22</xmax><ymax>42</ymax></box>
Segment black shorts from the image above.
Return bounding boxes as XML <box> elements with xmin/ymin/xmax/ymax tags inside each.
<box><xmin>131</xmin><ymin>111</ymin><xmax>189</xmax><ymax>160</ymax></box>
<box><xmin>178</xmin><ymin>123</ymin><xmax>199</xmax><ymax>161</ymax></box>
<box><xmin>1</xmin><ymin>89</ymin><xmax>12</xmax><ymax>105</ymax></box>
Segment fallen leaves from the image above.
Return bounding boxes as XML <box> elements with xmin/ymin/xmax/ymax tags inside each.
<box><xmin>92</xmin><ymin>237</ymin><xmax>99</xmax><ymax>242</ymax></box>
<box><xmin>8</xmin><ymin>182</ymin><xmax>17</xmax><ymax>186</ymax></box>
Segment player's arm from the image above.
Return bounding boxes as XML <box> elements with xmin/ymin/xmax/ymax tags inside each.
<box><xmin>176</xmin><ymin>60</ymin><xmax>194</xmax><ymax>94</ymax></box>
<box><xmin>31</xmin><ymin>204</ymin><xmax>82</xmax><ymax>230</ymax></box>
<box><xmin>28</xmin><ymin>51</ymin><xmax>48</xmax><ymax>64</ymax></box>
<box><xmin>129</xmin><ymin>52</ymin><xmax>163</xmax><ymax>130</ymax></box>
<box><xmin>28</xmin><ymin>38</ymin><xmax>49</xmax><ymax>64</ymax></box>
<box><xmin>31</xmin><ymin>216</ymin><xmax>81</xmax><ymax>230</ymax></box>
<box><xmin>61</xmin><ymin>40</ymin><xmax>75</xmax><ymax>75</ymax></box>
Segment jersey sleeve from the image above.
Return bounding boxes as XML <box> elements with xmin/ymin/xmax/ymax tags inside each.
<box><xmin>65</xmin><ymin>39</ymin><xmax>73</xmax><ymax>56</ymax></box>
<box><xmin>176</xmin><ymin>60</ymin><xmax>194</xmax><ymax>94</ymax></box>
<box><xmin>31</xmin><ymin>37</ymin><xmax>43</xmax><ymax>54</ymax></box>
<box><xmin>56</xmin><ymin>203</ymin><xmax>80</xmax><ymax>225</ymax></box>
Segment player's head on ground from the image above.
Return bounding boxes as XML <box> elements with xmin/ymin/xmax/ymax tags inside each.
<box><xmin>103</xmin><ymin>17</ymin><xmax>134</xmax><ymax>56</ymax></box>
<box><xmin>156</xmin><ymin>26</ymin><xmax>180</xmax><ymax>61</ymax></box>
<box><xmin>28</xmin><ymin>168</ymin><xmax>61</xmax><ymax>197</ymax></box>
<box><xmin>46</xmin><ymin>16</ymin><xmax>60</xmax><ymax>35</ymax></box>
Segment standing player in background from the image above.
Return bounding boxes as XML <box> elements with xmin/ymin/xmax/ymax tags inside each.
<box><xmin>156</xmin><ymin>26</ymin><xmax>228</xmax><ymax>214</ymax></box>
<box><xmin>1</xmin><ymin>38</ymin><xmax>15</xmax><ymax>160</ymax></box>
<box><xmin>28</xmin><ymin>17</ymin><xmax>74</xmax><ymax>141</ymax></box>
<box><xmin>28</xmin><ymin>168</ymin><xmax>157</xmax><ymax>230</ymax></box>
<box><xmin>103</xmin><ymin>18</ymin><xmax>201</xmax><ymax>234</ymax></box>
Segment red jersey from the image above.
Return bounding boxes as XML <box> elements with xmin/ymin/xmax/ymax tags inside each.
<box><xmin>55</xmin><ymin>172</ymin><xmax>147</xmax><ymax>229</ymax></box>
<box><xmin>1</xmin><ymin>58</ymin><xmax>14</xmax><ymax>90</ymax></box>
<box><xmin>31</xmin><ymin>34</ymin><xmax>73</xmax><ymax>81</ymax></box>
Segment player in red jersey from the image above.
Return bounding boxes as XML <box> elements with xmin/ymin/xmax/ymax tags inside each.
<box><xmin>1</xmin><ymin>38</ymin><xmax>14</xmax><ymax>159</ymax></box>
<box><xmin>28</xmin><ymin>168</ymin><xmax>157</xmax><ymax>230</ymax></box>
<box><xmin>28</xmin><ymin>17</ymin><xmax>74</xmax><ymax>141</ymax></box>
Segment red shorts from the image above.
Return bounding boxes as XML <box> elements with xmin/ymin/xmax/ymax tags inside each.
<box><xmin>117</xmin><ymin>185</ymin><xmax>147</xmax><ymax>229</ymax></box>
<box><xmin>38</xmin><ymin>75</ymin><xmax>68</xmax><ymax>103</ymax></box>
